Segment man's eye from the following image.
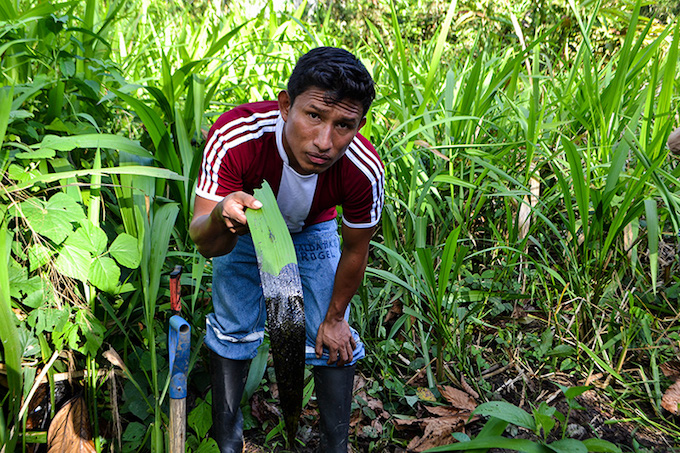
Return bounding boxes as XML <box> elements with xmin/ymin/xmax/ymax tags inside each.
<box><xmin>309</xmin><ymin>112</ymin><xmax>319</xmax><ymax>119</ymax></box>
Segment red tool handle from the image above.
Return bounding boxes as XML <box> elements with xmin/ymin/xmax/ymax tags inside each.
<box><xmin>170</xmin><ymin>265</ymin><xmax>182</xmax><ymax>315</ymax></box>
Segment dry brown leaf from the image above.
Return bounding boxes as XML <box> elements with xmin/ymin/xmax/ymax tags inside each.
<box><xmin>460</xmin><ymin>375</ymin><xmax>480</xmax><ymax>400</ymax></box>
<box><xmin>47</xmin><ymin>394</ymin><xmax>96</xmax><ymax>453</ymax></box>
<box><xmin>660</xmin><ymin>360</ymin><xmax>680</xmax><ymax>380</ymax></box>
<box><xmin>424</xmin><ymin>406</ymin><xmax>470</xmax><ymax>417</ymax></box>
<box><xmin>392</xmin><ymin>417</ymin><xmax>421</xmax><ymax>430</ymax></box>
<box><xmin>438</xmin><ymin>385</ymin><xmax>477</xmax><ymax>412</ymax></box>
<box><xmin>661</xmin><ymin>380</ymin><xmax>680</xmax><ymax>414</ymax></box>
<box><xmin>102</xmin><ymin>346</ymin><xmax>128</xmax><ymax>374</ymax></box>
<box><xmin>406</xmin><ymin>416</ymin><xmax>466</xmax><ymax>452</ymax></box>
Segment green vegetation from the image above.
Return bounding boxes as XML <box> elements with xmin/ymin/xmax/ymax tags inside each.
<box><xmin>1</xmin><ymin>0</ymin><xmax>679</xmax><ymax>451</ymax></box>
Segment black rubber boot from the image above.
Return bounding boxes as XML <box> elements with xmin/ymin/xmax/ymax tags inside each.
<box><xmin>210</xmin><ymin>350</ymin><xmax>250</xmax><ymax>453</ymax></box>
<box><xmin>313</xmin><ymin>364</ymin><xmax>356</xmax><ymax>453</ymax></box>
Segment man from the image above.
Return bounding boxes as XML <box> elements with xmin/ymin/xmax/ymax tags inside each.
<box><xmin>189</xmin><ymin>47</ymin><xmax>384</xmax><ymax>453</ymax></box>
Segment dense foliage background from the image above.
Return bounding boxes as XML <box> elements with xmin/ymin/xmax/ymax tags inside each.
<box><xmin>1</xmin><ymin>0</ymin><xmax>679</xmax><ymax>451</ymax></box>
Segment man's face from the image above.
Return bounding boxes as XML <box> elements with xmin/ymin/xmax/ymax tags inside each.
<box><xmin>278</xmin><ymin>88</ymin><xmax>366</xmax><ymax>175</ymax></box>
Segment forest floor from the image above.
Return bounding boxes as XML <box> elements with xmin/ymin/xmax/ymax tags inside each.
<box><xmin>242</xmin><ymin>364</ymin><xmax>677</xmax><ymax>452</ymax></box>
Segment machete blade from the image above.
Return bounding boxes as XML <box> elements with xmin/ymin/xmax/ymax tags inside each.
<box><xmin>247</xmin><ymin>181</ymin><xmax>306</xmax><ymax>448</ymax></box>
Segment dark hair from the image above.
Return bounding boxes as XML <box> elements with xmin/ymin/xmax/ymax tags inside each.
<box><xmin>287</xmin><ymin>47</ymin><xmax>375</xmax><ymax>117</ymax></box>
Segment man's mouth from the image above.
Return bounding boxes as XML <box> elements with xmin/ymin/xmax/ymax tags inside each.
<box><xmin>307</xmin><ymin>153</ymin><xmax>330</xmax><ymax>165</ymax></box>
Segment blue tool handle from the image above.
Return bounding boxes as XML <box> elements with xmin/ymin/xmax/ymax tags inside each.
<box><xmin>169</xmin><ymin>315</ymin><xmax>191</xmax><ymax>399</ymax></box>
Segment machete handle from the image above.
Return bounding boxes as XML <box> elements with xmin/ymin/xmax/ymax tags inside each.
<box><xmin>168</xmin><ymin>315</ymin><xmax>191</xmax><ymax>399</ymax></box>
<box><xmin>170</xmin><ymin>265</ymin><xmax>182</xmax><ymax>315</ymax></box>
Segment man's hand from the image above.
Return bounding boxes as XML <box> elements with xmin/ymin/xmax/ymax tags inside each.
<box><xmin>216</xmin><ymin>191</ymin><xmax>262</xmax><ymax>235</ymax></box>
<box><xmin>189</xmin><ymin>192</ymin><xmax>261</xmax><ymax>258</ymax></box>
<box><xmin>315</xmin><ymin>317</ymin><xmax>357</xmax><ymax>366</ymax></box>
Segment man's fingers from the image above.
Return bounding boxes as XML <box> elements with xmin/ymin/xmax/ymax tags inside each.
<box><xmin>315</xmin><ymin>330</ymin><xmax>324</xmax><ymax>358</ymax></box>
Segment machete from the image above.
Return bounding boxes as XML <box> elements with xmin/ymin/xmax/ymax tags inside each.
<box><xmin>247</xmin><ymin>181</ymin><xmax>305</xmax><ymax>448</ymax></box>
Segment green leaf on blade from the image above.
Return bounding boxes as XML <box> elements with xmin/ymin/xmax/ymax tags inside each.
<box><xmin>55</xmin><ymin>243</ymin><xmax>91</xmax><ymax>282</ymax></box>
<box><xmin>247</xmin><ymin>181</ymin><xmax>297</xmax><ymax>276</ymax></box>
<box><xmin>89</xmin><ymin>256</ymin><xmax>121</xmax><ymax>293</ymax></box>
<box><xmin>546</xmin><ymin>439</ymin><xmax>588</xmax><ymax>453</ymax></box>
<box><xmin>109</xmin><ymin>233</ymin><xmax>141</xmax><ymax>269</ymax></box>
<box><xmin>472</xmin><ymin>401</ymin><xmax>537</xmax><ymax>431</ymax></box>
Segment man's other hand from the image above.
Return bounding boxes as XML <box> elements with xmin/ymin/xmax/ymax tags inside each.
<box><xmin>315</xmin><ymin>317</ymin><xmax>357</xmax><ymax>366</ymax></box>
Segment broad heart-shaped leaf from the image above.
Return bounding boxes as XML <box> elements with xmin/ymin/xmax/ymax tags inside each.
<box><xmin>472</xmin><ymin>401</ymin><xmax>536</xmax><ymax>431</ymax></box>
<box><xmin>21</xmin><ymin>194</ymin><xmax>81</xmax><ymax>244</ymax></box>
<box><xmin>47</xmin><ymin>394</ymin><xmax>96</xmax><ymax>453</ymax></box>
<box><xmin>89</xmin><ymin>255</ymin><xmax>120</xmax><ymax>293</ymax></box>
<box><xmin>55</xmin><ymin>242</ymin><xmax>91</xmax><ymax>282</ymax></box>
<box><xmin>69</xmin><ymin>221</ymin><xmax>107</xmax><ymax>254</ymax></box>
<box><xmin>188</xmin><ymin>398</ymin><xmax>212</xmax><ymax>439</ymax></box>
<box><xmin>546</xmin><ymin>439</ymin><xmax>588</xmax><ymax>453</ymax></box>
<box><xmin>109</xmin><ymin>233</ymin><xmax>141</xmax><ymax>269</ymax></box>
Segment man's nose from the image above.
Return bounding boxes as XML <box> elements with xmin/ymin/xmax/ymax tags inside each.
<box><xmin>314</xmin><ymin>124</ymin><xmax>332</xmax><ymax>151</ymax></box>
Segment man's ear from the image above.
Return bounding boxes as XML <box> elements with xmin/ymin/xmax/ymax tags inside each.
<box><xmin>358</xmin><ymin>117</ymin><xmax>367</xmax><ymax>131</ymax></box>
<box><xmin>278</xmin><ymin>90</ymin><xmax>291</xmax><ymax>121</ymax></box>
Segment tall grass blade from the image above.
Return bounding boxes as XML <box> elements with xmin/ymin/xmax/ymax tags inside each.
<box><xmin>644</xmin><ymin>199</ymin><xmax>658</xmax><ymax>292</ymax></box>
<box><xmin>0</xmin><ymin>220</ymin><xmax>21</xmax><ymax>452</ymax></box>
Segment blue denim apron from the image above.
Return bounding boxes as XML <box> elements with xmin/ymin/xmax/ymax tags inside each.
<box><xmin>205</xmin><ymin>219</ymin><xmax>365</xmax><ymax>367</ymax></box>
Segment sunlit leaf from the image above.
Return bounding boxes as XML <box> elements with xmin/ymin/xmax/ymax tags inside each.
<box><xmin>21</xmin><ymin>193</ymin><xmax>85</xmax><ymax>244</ymax></box>
<box><xmin>89</xmin><ymin>255</ymin><xmax>120</xmax><ymax>293</ymax></box>
<box><xmin>472</xmin><ymin>401</ymin><xmax>536</xmax><ymax>431</ymax></box>
<box><xmin>69</xmin><ymin>221</ymin><xmax>107</xmax><ymax>255</ymax></box>
<box><xmin>55</xmin><ymin>243</ymin><xmax>91</xmax><ymax>282</ymax></box>
<box><xmin>109</xmin><ymin>233</ymin><xmax>141</xmax><ymax>269</ymax></box>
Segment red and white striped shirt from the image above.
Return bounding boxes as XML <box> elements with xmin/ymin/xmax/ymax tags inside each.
<box><xmin>196</xmin><ymin>101</ymin><xmax>384</xmax><ymax>232</ymax></box>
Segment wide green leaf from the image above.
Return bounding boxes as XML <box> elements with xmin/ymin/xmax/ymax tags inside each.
<box><xmin>110</xmin><ymin>233</ymin><xmax>141</xmax><ymax>269</ymax></box>
<box><xmin>89</xmin><ymin>255</ymin><xmax>121</xmax><ymax>293</ymax></box>
<box><xmin>581</xmin><ymin>439</ymin><xmax>622</xmax><ymax>453</ymax></box>
<box><xmin>36</xmin><ymin>134</ymin><xmax>152</xmax><ymax>158</ymax></box>
<box><xmin>5</xmin><ymin>165</ymin><xmax>185</xmax><ymax>194</ymax></box>
<box><xmin>69</xmin><ymin>221</ymin><xmax>107</xmax><ymax>255</ymax></box>
<box><xmin>472</xmin><ymin>401</ymin><xmax>536</xmax><ymax>431</ymax></box>
<box><xmin>425</xmin><ymin>436</ymin><xmax>550</xmax><ymax>452</ymax></box>
<box><xmin>20</xmin><ymin>194</ymin><xmax>85</xmax><ymax>244</ymax></box>
<box><xmin>546</xmin><ymin>439</ymin><xmax>587</xmax><ymax>453</ymax></box>
<box><xmin>55</xmin><ymin>242</ymin><xmax>91</xmax><ymax>282</ymax></box>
